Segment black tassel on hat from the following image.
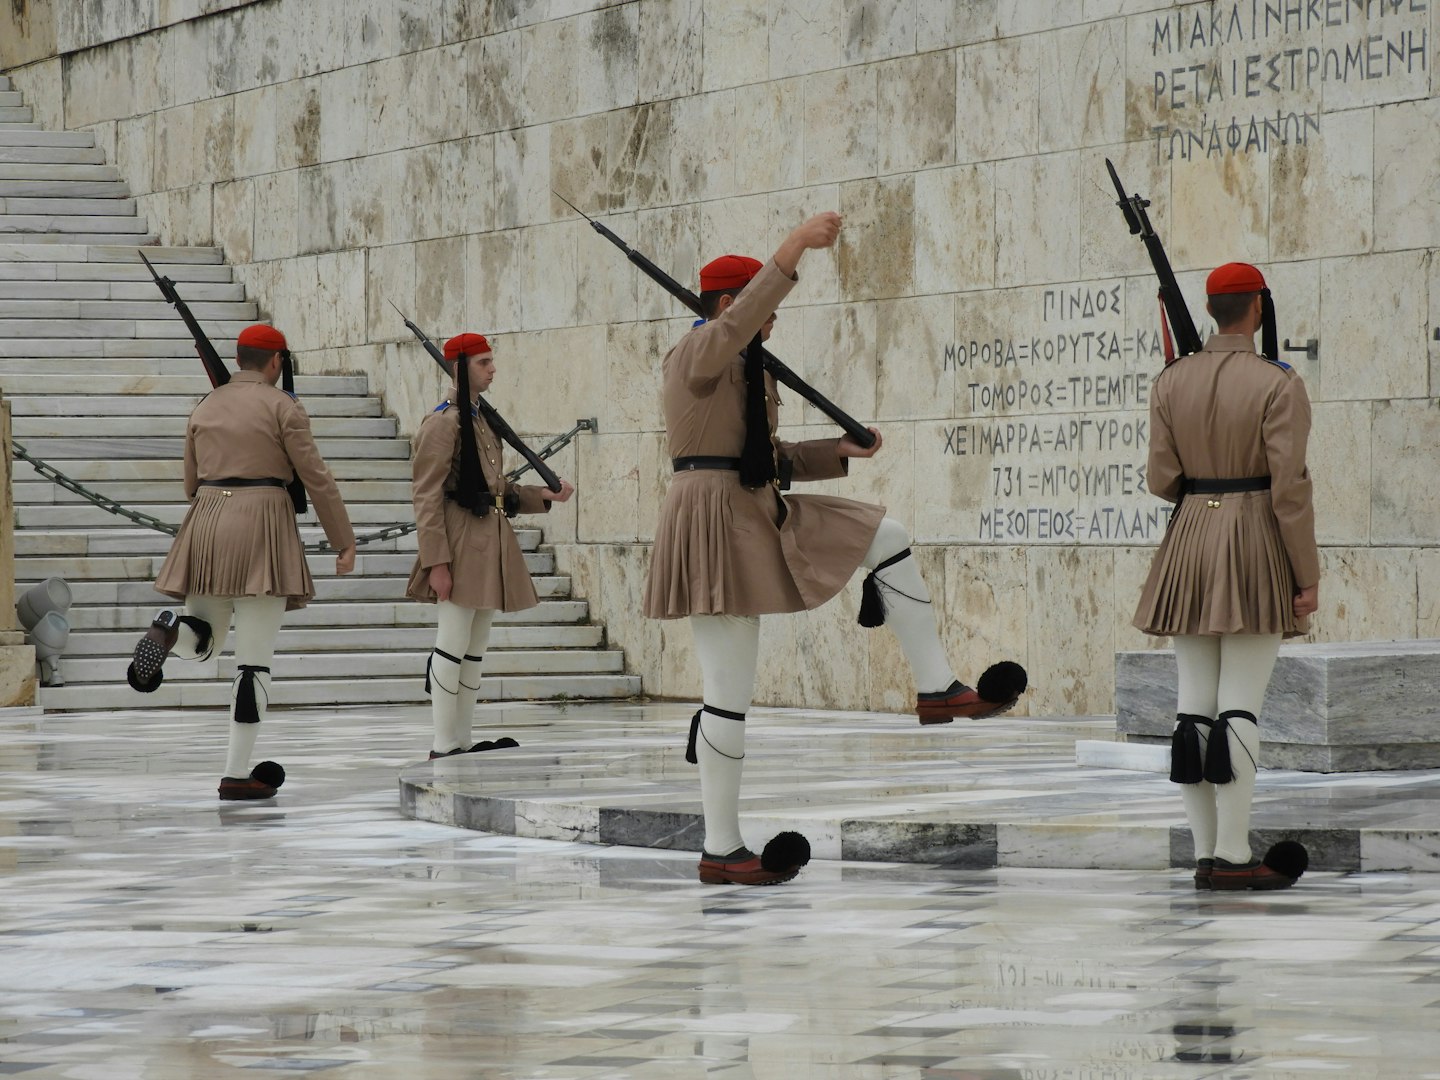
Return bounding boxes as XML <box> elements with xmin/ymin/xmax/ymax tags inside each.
<box><xmin>738</xmin><ymin>333</ymin><xmax>777</xmax><ymax>489</ymax></box>
<box><xmin>234</xmin><ymin>664</ymin><xmax>270</xmax><ymax>724</ymax></box>
<box><xmin>453</xmin><ymin>350</ymin><xmax>491</xmax><ymax>516</ymax></box>
<box><xmin>1259</xmin><ymin>289</ymin><xmax>1279</xmax><ymax>362</ymax></box>
<box><xmin>1170</xmin><ymin>713</ymin><xmax>1212</xmax><ymax>784</ymax></box>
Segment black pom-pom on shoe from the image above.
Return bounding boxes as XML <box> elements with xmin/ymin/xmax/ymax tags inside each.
<box><xmin>492</xmin><ymin>737</ymin><xmax>519</xmax><ymax>749</ymax></box>
<box><xmin>126</xmin><ymin>661</ymin><xmax>163</xmax><ymax>693</ymax></box>
<box><xmin>976</xmin><ymin>661</ymin><xmax>1027</xmax><ymax>703</ymax></box>
<box><xmin>760</xmin><ymin>831</ymin><xmax>812</xmax><ymax>874</ymax></box>
<box><xmin>250</xmin><ymin>761</ymin><xmax>286</xmax><ymax>789</ymax></box>
<box><xmin>1263</xmin><ymin>840</ymin><xmax>1308</xmax><ymax>880</ymax></box>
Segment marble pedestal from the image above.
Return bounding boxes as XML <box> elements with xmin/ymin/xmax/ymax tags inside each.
<box><xmin>0</xmin><ymin>632</ymin><xmax>36</xmax><ymax>707</ymax></box>
<box><xmin>1116</xmin><ymin>640</ymin><xmax>1440</xmax><ymax>772</ymax></box>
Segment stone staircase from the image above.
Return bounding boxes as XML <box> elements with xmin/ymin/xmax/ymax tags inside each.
<box><xmin>0</xmin><ymin>74</ymin><xmax>641</xmax><ymax>710</ymax></box>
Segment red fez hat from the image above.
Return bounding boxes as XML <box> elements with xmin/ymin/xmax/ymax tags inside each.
<box><xmin>444</xmin><ymin>332</ymin><xmax>491</xmax><ymax>360</ymax></box>
<box><xmin>700</xmin><ymin>255</ymin><xmax>763</xmax><ymax>292</ymax></box>
<box><xmin>237</xmin><ymin>324</ymin><xmax>287</xmax><ymax>351</ymax></box>
<box><xmin>1206</xmin><ymin>262</ymin><xmax>1267</xmax><ymax>295</ymax></box>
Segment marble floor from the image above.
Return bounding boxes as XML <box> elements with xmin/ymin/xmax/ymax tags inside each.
<box><xmin>4</xmin><ymin>704</ymin><xmax>1440</xmax><ymax>1078</ymax></box>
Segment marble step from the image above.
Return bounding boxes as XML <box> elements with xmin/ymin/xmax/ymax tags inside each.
<box><xmin>55</xmin><ymin>646</ymin><xmax>624</xmax><ymax>685</ymax></box>
<box><xmin>15</xmin><ymin>528</ymin><xmax>420</xmax><ymax>556</ymax></box>
<box><xmin>0</xmin><ymin>316</ymin><xmax>251</xmax><ymax>338</ymax></box>
<box><xmin>10</xmin><ymin>413</ymin><xmax>397</xmax><ymax>439</ymax></box>
<box><xmin>0</xmin><ymin>108</ymin><xmax>36</xmax><ymax>125</ymax></box>
<box><xmin>14</xmin><ymin>497</ymin><xmax>437</xmax><ymax>530</ymax></box>
<box><xmin>60</xmin><ymin>622</ymin><xmax>602</xmax><ymax>656</ymax></box>
<box><xmin>0</xmin><ymin>129</ymin><xmax>95</xmax><ymax>148</ymax></box>
<box><xmin>0</xmin><ymin>214</ymin><xmax>148</xmax><ymax>235</ymax></box>
<box><xmin>0</xmin><ymin>231</ymin><xmax>160</xmax><ymax>245</ymax></box>
<box><xmin>0</xmin><ymin>92</ymin><xmax>22</xmax><ymax>107</ymax></box>
<box><xmin>0</xmin><ymin>143</ymin><xmax>103</xmax><ymax>164</ymax></box>
<box><xmin>0</xmin><ymin>198</ymin><xmax>133</xmax><ymax>216</ymax></box>
<box><xmin>11</xmin><ymin>456</ymin><xmax>414</xmax><ymax>483</ymax></box>
<box><xmin>0</xmin><ymin>279</ymin><xmax>240</xmax><ymax>301</ymax></box>
<box><xmin>13</xmin><ymin>476</ymin><xmax>410</xmax><ymax>504</ymax></box>
<box><xmin>0</xmin><ymin>76</ymin><xmax>10</xmax><ymax>91</ymax></box>
<box><xmin>63</xmin><ymin>595</ymin><xmax>582</xmax><ymax>630</ymax></box>
<box><xmin>0</xmin><ymin>242</ymin><xmax>221</xmax><ymax>263</ymax></box>
<box><xmin>0</xmin><ymin>261</ymin><xmax>229</xmax><ymax>283</ymax></box>
<box><xmin>0</xmin><ymin>298</ymin><xmax>256</xmax><ymax>320</ymax></box>
<box><xmin>0</xmin><ymin>373</ymin><xmax>369</xmax><ymax>393</ymax></box>
<box><xmin>37</xmin><ymin>672</ymin><xmax>640</xmax><ymax>710</ymax></box>
<box><xmin>0</xmin><ymin>164</ymin><xmax>122</xmax><ymax>182</ymax></box>
<box><xmin>12</xmin><ymin>434</ymin><xmax>408</xmax><ymax>461</ymax></box>
<box><xmin>0</xmin><ymin>179</ymin><xmax>130</xmax><ymax>198</ymax></box>
<box><xmin>7</xmin><ymin>393</ymin><xmax>382</xmax><ymax>417</ymax></box>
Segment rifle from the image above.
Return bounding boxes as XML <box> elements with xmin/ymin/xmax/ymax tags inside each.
<box><xmin>553</xmin><ymin>192</ymin><xmax>878</xmax><ymax>449</ymax></box>
<box><xmin>1105</xmin><ymin>159</ymin><xmax>1203</xmax><ymax>363</ymax></box>
<box><xmin>389</xmin><ymin>301</ymin><xmax>564</xmax><ymax>493</ymax></box>
<box><xmin>140</xmin><ymin>251</ymin><xmax>308</xmax><ymax>514</ymax></box>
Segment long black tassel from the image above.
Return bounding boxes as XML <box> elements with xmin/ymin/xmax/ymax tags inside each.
<box><xmin>1260</xmin><ymin>289</ymin><xmax>1279</xmax><ymax>363</ymax></box>
<box><xmin>1205</xmin><ymin>709</ymin><xmax>1257</xmax><ymax>784</ymax></box>
<box><xmin>857</xmin><ymin>548</ymin><xmax>915</xmax><ymax>628</ymax></box>
<box><xmin>454</xmin><ymin>352</ymin><xmax>490</xmax><ymax>516</ymax></box>
<box><xmin>1169</xmin><ymin>713</ymin><xmax>1211</xmax><ymax>784</ymax></box>
<box><xmin>280</xmin><ymin>350</ymin><xmax>308</xmax><ymax>514</ymax></box>
<box><xmin>738</xmin><ymin>333</ymin><xmax>776</xmax><ymax>489</ymax></box>
<box><xmin>234</xmin><ymin>664</ymin><xmax>270</xmax><ymax>724</ymax></box>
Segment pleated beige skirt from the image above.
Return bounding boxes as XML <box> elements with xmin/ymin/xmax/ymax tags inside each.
<box><xmin>643</xmin><ymin>470</ymin><xmax>883</xmax><ymax>618</ymax></box>
<box><xmin>154</xmin><ymin>486</ymin><xmax>314</xmax><ymax>611</ymax></box>
<box><xmin>1134</xmin><ymin>490</ymin><xmax>1305</xmax><ymax>638</ymax></box>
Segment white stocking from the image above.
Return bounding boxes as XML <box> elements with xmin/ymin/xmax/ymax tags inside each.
<box><xmin>457</xmin><ymin>607</ymin><xmax>496</xmax><ymax>749</ymax></box>
<box><xmin>1173</xmin><ymin>635</ymin><xmax>1221</xmax><ymax>861</ymax></box>
<box><xmin>224</xmin><ymin>595</ymin><xmax>286</xmax><ymax>779</ymax></box>
<box><xmin>690</xmin><ymin>613</ymin><xmax>761</xmax><ymax>857</ymax></box>
<box><xmin>429</xmin><ymin>600</ymin><xmax>474</xmax><ymax>754</ymax></box>
<box><xmin>862</xmin><ymin>518</ymin><xmax>955</xmax><ymax>694</ymax></box>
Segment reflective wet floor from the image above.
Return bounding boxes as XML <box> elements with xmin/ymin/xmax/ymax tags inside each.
<box><xmin>3</xmin><ymin>704</ymin><xmax>1440</xmax><ymax>1078</ymax></box>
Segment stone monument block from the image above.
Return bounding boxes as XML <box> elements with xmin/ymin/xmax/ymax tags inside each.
<box><xmin>1</xmin><ymin>393</ymin><xmax>38</xmax><ymax>708</ymax></box>
<box><xmin>1116</xmin><ymin>640</ymin><xmax>1440</xmax><ymax>772</ymax></box>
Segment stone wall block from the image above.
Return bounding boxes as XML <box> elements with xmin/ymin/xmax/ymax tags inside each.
<box><xmin>521</xmin><ymin>18</ymin><xmax>580</xmax><ymax>127</ymax></box>
<box><xmin>955</xmin><ymin>36</ymin><xmax>1040</xmax><ymax>163</ymax></box>
<box><xmin>913</xmin><ymin>162</ymin><xmax>994</xmax><ymax>295</ymax></box>
<box><xmin>701</xmin><ymin>0</ymin><xmax>769</xmax><ymax>91</ymax></box>
<box><xmin>1319</xmin><ymin>4</ymin><xmax>1431</xmax><ymax>112</ymax></box>
<box><xmin>114</xmin><ymin>115</ymin><xmax>158</xmax><ymax>200</ymax></box>
<box><xmin>803</xmin><ymin>66</ymin><xmax>879</xmax><ymax>185</ymax></box>
<box><xmin>1270</xmin><ymin>108</ymin><xmax>1373</xmax><ymax>261</ymax></box>
<box><xmin>765</xmin><ymin>186</ymin><xmax>842</xmax><ymax>306</ymax></box>
<box><xmin>577</xmin><ymin>432</ymin><xmax>641</xmax><ymax>542</ymax></box>
<box><xmin>153</xmin><ymin>104</ymin><xmax>198</xmax><ymax>193</ymax></box>
<box><xmin>1113</xmin><ymin>545</ymin><xmax>1166</xmax><ymax>655</ymax></box>
<box><xmin>231</xmin><ymin>86</ymin><xmax>279</xmax><ymax>179</ymax></box>
<box><xmin>494</xmin><ymin>125</ymin><xmax>552</xmax><ymax>231</ymax></box>
<box><xmin>913</xmin><ymin>418</ymin><xmax>988</xmax><ymax>542</ymax></box>
<box><xmin>837</xmin><ymin>176</ymin><xmax>914</xmax><ymax>300</ymax></box>
<box><xmin>877</xmin><ymin>50</ymin><xmax>955</xmax><ymax>176</ymax></box>
<box><xmin>658</xmin><ymin>618</ymin><xmax>702</xmax><ymax>700</ymax></box>
<box><xmin>636</xmin><ymin>432</ymin><xmax>670</xmax><ymax>544</ymax></box>
<box><xmin>994</xmin><ymin>152</ymin><xmax>1082</xmax><ymax>287</ymax></box>
<box><xmin>1038</xmin><ymin>20</ymin><xmax>1125</xmax><ymax>154</ymax></box>
<box><xmin>801</xmin><ymin>302</ymin><xmax>878</xmax><ymax>428</ymax></box>
<box><xmin>296</xmin><ymin>163</ymin><xmax>343</xmax><ymax>255</ymax></box>
<box><xmin>319</xmin><ymin>64</ymin><xmax>369</xmax><ymax>164</ymax></box>
<box><xmin>251</xmin><ymin>170</ymin><xmax>301</xmax><ymax>262</ymax></box>
<box><xmin>462</xmin><ymin>230</ymin><xmax>523</xmax><ymax>335</ymax></box>
<box><xmin>274</xmin><ymin>79</ymin><xmax>323</xmax><ymax>173</ymax></box>
<box><xmin>940</xmin><ymin>544</ymin><xmax>1029</xmax><ymax>710</ymax></box>
<box><xmin>604</xmin><ymin>320</ymin><xmax>668</xmax><ymax>436</ymax></box>
<box><xmin>1319</xmin><ymin>250</ymin><xmax>1428</xmax><ymax>401</ymax></box>
<box><xmin>631</xmin><ymin>207</ymin><xmax>704</xmax><ymax>322</ymax></box>
<box><xmin>1169</xmin><ymin>151</ymin><xmax>1269</xmax><ymax>273</ymax></box>
<box><xmin>577</xmin><ymin>4</ymin><xmax>640</xmax><ymax>115</ymax></box>
<box><xmin>1372</xmin><ymin>400</ymin><xmax>1440</xmax><ymax>545</ymax></box>
<box><xmin>413</xmin><ymin>237</ymin><xmax>468</xmax><ymax>334</ymax></box>
<box><xmin>1375</xmin><ymin>97</ymin><xmax>1440</xmax><ymax>253</ymax></box>
<box><xmin>607</xmin><ymin>101</ymin><xmax>675</xmax><ymax>213</ymax></box>
<box><xmin>669</xmin><ymin>91</ymin><xmax>737</xmax><ymax>203</ymax></box>
<box><xmin>0</xmin><ymin>0</ymin><xmax>57</xmax><ymax>69</ymax></box>
<box><xmin>141</xmin><ymin>184</ymin><xmax>214</xmax><ymax>248</ymax></box>
<box><xmin>472</xmin><ymin>28</ymin><xmax>525</xmax><ymax>133</ymax></box>
<box><xmin>843</xmin><ymin>0</ymin><xmax>917</xmax><ymax>63</ymax></box>
<box><xmin>1309</xmin><ymin>400</ymin><xmax>1370</xmax><ymax>547</ymax></box>
<box><xmin>769</xmin><ymin>0</ymin><xmax>843</xmax><ymax>80</ymax></box>
<box><xmin>1026</xmin><ymin>546</ymin><xmax>1114</xmax><ymax>716</ymax></box>
<box><xmin>1078</xmin><ymin>143</ymin><xmax>1168</xmax><ymax>281</ymax></box>
<box><xmin>519</xmin><ymin>222</ymin><xmax>579</xmax><ymax>330</ymax></box>
<box><xmin>700</xmin><ymin>193</ymin><xmax>772</xmax><ymax>273</ymax></box>
<box><xmin>638</xmin><ymin>0</ymin><xmax>703</xmax><ymax>102</ymax></box>
<box><xmin>1307</xmin><ymin>547</ymin><xmax>1418</xmax><ymax>643</ymax></box>
<box><xmin>213</xmin><ymin>178</ymin><xmax>256</xmax><ymax>264</ymax></box>
<box><xmin>875</xmin><ymin>294</ymin><xmax>957</xmax><ymax>422</ymax></box>
<box><xmin>505</xmin><ymin>325</ymin><xmax>606</xmax><ymax>438</ymax></box>
<box><xmin>365</xmin><ymin>243</ymin><xmax>418</xmax><ymax>344</ymax></box>
<box><xmin>732</xmin><ymin>79</ymin><xmax>804</xmax><ymax>196</ymax></box>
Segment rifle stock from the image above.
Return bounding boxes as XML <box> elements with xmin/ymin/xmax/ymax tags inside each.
<box><xmin>554</xmin><ymin>192</ymin><xmax>877</xmax><ymax>449</ymax></box>
<box><xmin>1104</xmin><ymin>159</ymin><xmax>1204</xmax><ymax>360</ymax></box>
<box><xmin>390</xmin><ymin>302</ymin><xmax>564</xmax><ymax>493</ymax></box>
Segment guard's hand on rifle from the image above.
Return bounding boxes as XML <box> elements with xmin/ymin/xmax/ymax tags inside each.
<box><xmin>1293</xmin><ymin>583</ymin><xmax>1318</xmax><ymax>618</ymax></box>
<box><xmin>543</xmin><ymin>479</ymin><xmax>575</xmax><ymax>504</ymax></box>
<box><xmin>430</xmin><ymin>562</ymin><xmax>453</xmax><ymax>602</ymax></box>
<box><xmin>838</xmin><ymin>427</ymin><xmax>883</xmax><ymax>459</ymax></box>
<box><xmin>335</xmin><ymin>545</ymin><xmax>356</xmax><ymax>576</ymax></box>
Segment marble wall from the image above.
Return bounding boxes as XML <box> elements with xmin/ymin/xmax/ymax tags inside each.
<box><xmin>0</xmin><ymin>394</ymin><xmax>37</xmax><ymax>707</ymax></box>
<box><xmin>5</xmin><ymin>0</ymin><xmax>1439</xmax><ymax>715</ymax></box>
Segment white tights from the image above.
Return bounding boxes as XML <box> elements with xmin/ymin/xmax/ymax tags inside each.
<box><xmin>1172</xmin><ymin>633</ymin><xmax>1282</xmax><ymax>864</ymax></box>
<box><xmin>176</xmin><ymin>595</ymin><xmax>288</xmax><ymax>779</ymax></box>
<box><xmin>429</xmin><ymin>600</ymin><xmax>496</xmax><ymax>754</ymax></box>
<box><xmin>689</xmin><ymin>517</ymin><xmax>956</xmax><ymax>856</ymax></box>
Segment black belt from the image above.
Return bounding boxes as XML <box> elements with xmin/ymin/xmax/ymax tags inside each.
<box><xmin>1182</xmin><ymin>476</ymin><xmax>1271</xmax><ymax>494</ymax></box>
<box><xmin>673</xmin><ymin>456</ymin><xmax>741</xmax><ymax>472</ymax></box>
<box><xmin>446</xmin><ymin>491</ymin><xmax>504</xmax><ymax>508</ymax></box>
<box><xmin>200</xmin><ymin>477</ymin><xmax>287</xmax><ymax>488</ymax></box>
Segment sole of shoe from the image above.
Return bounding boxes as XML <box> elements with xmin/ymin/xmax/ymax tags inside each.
<box><xmin>697</xmin><ymin>867</ymin><xmax>800</xmax><ymax>886</ymax></box>
<box><xmin>131</xmin><ymin>637</ymin><xmax>167</xmax><ymax>686</ymax></box>
<box><xmin>1209</xmin><ymin>872</ymin><xmax>1296</xmax><ymax>891</ymax></box>
<box><xmin>218</xmin><ymin>782</ymin><xmax>279</xmax><ymax>801</ymax></box>
<box><xmin>917</xmin><ymin>694</ymin><xmax>1021</xmax><ymax>725</ymax></box>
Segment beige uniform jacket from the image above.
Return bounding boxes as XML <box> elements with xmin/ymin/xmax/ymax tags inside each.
<box><xmin>642</xmin><ymin>259</ymin><xmax>884</xmax><ymax>618</ymax></box>
<box><xmin>1134</xmin><ymin>334</ymin><xmax>1318</xmax><ymax>638</ymax></box>
<box><xmin>155</xmin><ymin>369</ymin><xmax>355</xmax><ymax>610</ymax></box>
<box><xmin>405</xmin><ymin>396</ymin><xmax>551</xmax><ymax>613</ymax></box>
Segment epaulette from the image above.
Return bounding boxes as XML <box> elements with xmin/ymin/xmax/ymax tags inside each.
<box><xmin>434</xmin><ymin>400</ymin><xmax>451</xmax><ymax>412</ymax></box>
<box><xmin>1262</xmin><ymin>356</ymin><xmax>1292</xmax><ymax>372</ymax></box>
<box><xmin>692</xmin><ymin>318</ymin><xmax>706</xmax><ymax>328</ymax></box>
<box><xmin>284</xmin><ymin>390</ymin><xmax>298</xmax><ymax>401</ymax></box>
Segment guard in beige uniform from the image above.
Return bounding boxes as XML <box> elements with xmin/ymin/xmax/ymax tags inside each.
<box><xmin>130</xmin><ymin>324</ymin><xmax>356</xmax><ymax>800</ymax></box>
<box><xmin>645</xmin><ymin>214</ymin><xmax>1026</xmax><ymax>886</ymax></box>
<box><xmin>407</xmin><ymin>333</ymin><xmax>574</xmax><ymax>758</ymax></box>
<box><xmin>1134</xmin><ymin>263</ymin><xmax>1318</xmax><ymax>891</ymax></box>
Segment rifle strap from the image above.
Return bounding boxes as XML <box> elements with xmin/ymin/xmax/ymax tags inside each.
<box><xmin>1158</xmin><ymin>293</ymin><xmax>1177</xmax><ymax>365</ymax></box>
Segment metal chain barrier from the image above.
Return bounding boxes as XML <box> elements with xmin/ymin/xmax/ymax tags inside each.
<box><xmin>10</xmin><ymin>417</ymin><xmax>598</xmax><ymax>553</ymax></box>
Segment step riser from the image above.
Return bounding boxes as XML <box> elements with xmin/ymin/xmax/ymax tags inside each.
<box><xmin>53</xmin><ymin>651</ymin><xmax>625</xmax><ymax>684</ymax></box>
<box><xmin>0</xmin><ymin>300</ymin><xmax>256</xmax><ymax>319</ymax></box>
<box><xmin>15</xmin><ymin>552</ymin><xmax>556</xmax><ymax>587</ymax></box>
<box><xmin>0</xmin><ymin>243</ymin><xmax>220</xmax><ymax>262</ymax></box>
<box><xmin>0</xmin><ymin>198</ymin><xmax>136</xmax><ymax>215</ymax></box>
<box><xmin>0</xmin><ymin>318</ymin><xmax>256</xmax><ymax>338</ymax></box>
<box><xmin>0</xmin><ymin>263</ymin><xmax>230</xmax><ymax>283</ymax></box>
<box><xmin>51</xmin><ymin>625</ymin><xmax>605</xmax><ymax>656</ymax></box>
<box><xmin>10</xmin><ymin>416</ymin><xmax>398</xmax><ymax>439</ymax></box>
<box><xmin>0</xmin><ymin>131</ymin><xmax>97</xmax><ymax>148</ymax></box>
<box><xmin>0</xmin><ymin>281</ymin><xmax>242</xmax><ymax>301</ymax></box>
<box><xmin>1</xmin><ymin>375</ymin><xmax>370</xmax><ymax>393</ymax></box>
<box><xmin>8</xmin><ymin>396</ymin><xmax>382</xmax><ymax>417</ymax></box>
<box><xmin>0</xmin><ymin>181</ymin><xmax>131</xmax><ymax>198</ymax></box>
<box><xmin>11</xmin><ymin>458</ymin><xmax>418</xmax><ymax>482</ymax></box>
<box><xmin>0</xmin><ymin>215</ymin><xmax>148</xmax><ymax>233</ymax></box>
<box><xmin>13</xmin><ymin>479</ymin><xmax>409</xmax><ymax>503</ymax></box>
<box><xmin>12</xmin><ymin>436</ymin><xmax>409</xmax><ymax>460</ymax></box>
<box><xmin>0</xmin><ymin>146</ymin><xmax>105</xmax><ymax>164</ymax></box>
<box><xmin>0</xmin><ymin>233</ymin><xmax>160</xmax><ymax>246</ymax></box>
<box><xmin>52</xmin><ymin>599</ymin><xmax>585</xmax><ymax>629</ymax></box>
